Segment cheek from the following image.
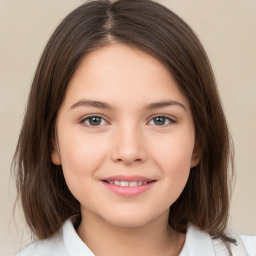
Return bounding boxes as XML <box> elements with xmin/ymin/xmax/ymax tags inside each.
<box><xmin>151</xmin><ymin>131</ymin><xmax>195</xmax><ymax>171</ymax></box>
<box><xmin>149</xmin><ymin>131</ymin><xmax>194</xmax><ymax>198</ymax></box>
<box><xmin>58</xmin><ymin>132</ymin><xmax>108</xmax><ymax>191</ymax></box>
<box><xmin>58</xmin><ymin>132</ymin><xmax>110</xmax><ymax>207</ymax></box>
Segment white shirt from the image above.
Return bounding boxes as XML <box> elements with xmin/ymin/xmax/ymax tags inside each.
<box><xmin>16</xmin><ymin>216</ymin><xmax>256</xmax><ymax>256</ymax></box>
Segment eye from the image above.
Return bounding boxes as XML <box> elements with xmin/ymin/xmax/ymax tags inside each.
<box><xmin>80</xmin><ymin>115</ymin><xmax>107</xmax><ymax>127</ymax></box>
<box><xmin>148</xmin><ymin>115</ymin><xmax>175</xmax><ymax>126</ymax></box>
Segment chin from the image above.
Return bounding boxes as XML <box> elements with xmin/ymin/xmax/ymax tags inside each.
<box><xmin>100</xmin><ymin>210</ymin><xmax>163</xmax><ymax>229</ymax></box>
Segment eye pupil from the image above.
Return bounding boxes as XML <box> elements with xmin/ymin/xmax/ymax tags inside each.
<box><xmin>89</xmin><ymin>116</ymin><xmax>101</xmax><ymax>126</ymax></box>
<box><xmin>154</xmin><ymin>116</ymin><xmax>165</xmax><ymax>125</ymax></box>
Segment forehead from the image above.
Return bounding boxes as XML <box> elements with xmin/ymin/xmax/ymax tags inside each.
<box><xmin>61</xmin><ymin>43</ymin><xmax>190</xmax><ymax>111</ymax></box>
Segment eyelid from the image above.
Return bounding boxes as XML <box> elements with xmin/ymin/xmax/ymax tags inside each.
<box><xmin>80</xmin><ymin>113</ymin><xmax>106</xmax><ymax>120</ymax></box>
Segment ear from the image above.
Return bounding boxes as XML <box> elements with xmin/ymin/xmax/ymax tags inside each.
<box><xmin>51</xmin><ymin>137</ymin><xmax>62</xmax><ymax>165</ymax></box>
<box><xmin>190</xmin><ymin>140</ymin><xmax>201</xmax><ymax>168</ymax></box>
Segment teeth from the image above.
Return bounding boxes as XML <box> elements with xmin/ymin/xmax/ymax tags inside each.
<box><xmin>107</xmin><ymin>180</ymin><xmax>150</xmax><ymax>187</ymax></box>
<box><xmin>120</xmin><ymin>181</ymin><xmax>129</xmax><ymax>186</ymax></box>
<box><xmin>129</xmin><ymin>181</ymin><xmax>138</xmax><ymax>187</ymax></box>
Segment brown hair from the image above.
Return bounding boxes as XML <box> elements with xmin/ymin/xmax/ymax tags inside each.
<box><xmin>14</xmin><ymin>0</ymin><xmax>234</xmax><ymax>246</ymax></box>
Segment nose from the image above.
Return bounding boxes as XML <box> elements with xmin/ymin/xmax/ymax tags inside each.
<box><xmin>110</xmin><ymin>124</ymin><xmax>147</xmax><ymax>165</ymax></box>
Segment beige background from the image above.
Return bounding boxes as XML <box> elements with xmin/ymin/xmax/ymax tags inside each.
<box><xmin>0</xmin><ymin>0</ymin><xmax>255</xmax><ymax>255</ymax></box>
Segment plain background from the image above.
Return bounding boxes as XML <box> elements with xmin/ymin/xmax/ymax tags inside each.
<box><xmin>0</xmin><ymin>0</ymin><xmax>255</xmax><ymax>255</ymax></box>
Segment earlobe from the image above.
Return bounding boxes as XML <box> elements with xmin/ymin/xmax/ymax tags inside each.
<box><xmin>190</xmin><ymin>152</ymin><xmax>201</xmax><ymax>168</ymax></box>
<box><xmin>190</xmin><ymin>141</ymin><xmax>201</xmax><ymax>168</ymax></box>
<box><xmin>51</xmin><ymin>138</ymin><xmax>61</xmax><ymax>165</ymax></box>
<box><xmin>52</xmin><ymin>149</ymin><xmax>61</xmax><ymax>165</ymax></box>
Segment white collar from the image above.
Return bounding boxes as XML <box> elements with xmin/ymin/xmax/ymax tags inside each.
<box><xmin>62</xmin><ymin>216</ymin><xmax>95</xmax><ymax>256</ymax></box>
<box><xmin>62</xmin><ymin>216</ymin><xmax>217</xmax><ymax>256</ymax></box>
<box><xmin>179</xmin><ymin>224</ymin><xmax>215</xmax><ymax>256</ymax></box>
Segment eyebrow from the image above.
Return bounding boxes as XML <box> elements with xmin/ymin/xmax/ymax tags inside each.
<box><xmin>70</xmin><ymin>99</ymin><xmax>186</xmax><ymax>112</ymax></box>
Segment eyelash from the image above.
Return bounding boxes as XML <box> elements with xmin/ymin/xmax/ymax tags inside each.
<box><xmin>79</xmin><ymin>114</ymin><xmax>176</xmax><ymax>128</ymax></box>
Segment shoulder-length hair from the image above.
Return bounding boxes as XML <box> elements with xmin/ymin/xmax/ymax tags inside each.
<box><xmin>14</xmin><ymin>0</ymin><xmax>234</xmax><ymax>244</ymax></box>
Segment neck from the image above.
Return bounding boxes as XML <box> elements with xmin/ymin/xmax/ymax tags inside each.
<box><xmin>77</xmin><ymin>209</ymin><xmax>185</xmax><ymax>256</ymax></box>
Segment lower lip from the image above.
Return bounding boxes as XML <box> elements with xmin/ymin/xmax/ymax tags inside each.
<box><xmin>102</xmin><ymin>181</ymin><xmax>155</xmax><ymax>196</ymax></box>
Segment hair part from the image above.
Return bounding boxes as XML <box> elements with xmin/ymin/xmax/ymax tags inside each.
<box><xmin>14</xmin><ymin>0</ymin><xmax>234</xmax><ymax>249</ymax></box>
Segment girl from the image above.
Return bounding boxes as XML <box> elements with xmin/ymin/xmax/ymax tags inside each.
<box><xmin>14</xmin><ymin>0</ymin><xmax>255</xmax><ymax>255</ymax></box>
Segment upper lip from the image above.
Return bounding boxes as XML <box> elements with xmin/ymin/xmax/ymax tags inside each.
<box><xmin>102</xmin><ymin>175</ymin><xmax>155</xmax><ymax>182</ymax></box>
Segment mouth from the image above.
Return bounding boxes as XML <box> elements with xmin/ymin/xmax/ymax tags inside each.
<box><xmin>101</xmin><ymin>175</ymin><xmax>156</xmax><ymax>196</ymax></box>
<box><xmin>103</xmin><ymin>180</ymin><xmax>154</xmax><ymax>187</ymax></box>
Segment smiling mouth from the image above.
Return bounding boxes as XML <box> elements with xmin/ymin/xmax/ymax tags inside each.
<box><xmin>101</xmin><ymin>176</ymin><xmax>156</xmax><ymax>196</ymax></box>
<box><xmin>103</xmin><ymin>180</ymin><xmax>153</xmax><ymax>187</ymax></box>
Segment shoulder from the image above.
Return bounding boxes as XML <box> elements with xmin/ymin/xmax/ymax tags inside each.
<box><xmin>15</xmin><ymin>216</ymin><xmax>95</xmax><ymax>256</ymax></box>
<box><xmin>15</xmin><ymin>231</ymin><xmax>68</xmax><ymax>256</ymax></box>
<box><xmin>180</xmin><ymin>224</ymin><xmax>256</xmax><ymax>256</ymax></box>
<box><xmin>241</xmin><ymin>234</ymin><xmax>256</xmax><ymax>256</ymax></box>
<box><xmin>213</xmin><ymin>233</ymin><xmax>256</xmax><ymax>256</ymax></box>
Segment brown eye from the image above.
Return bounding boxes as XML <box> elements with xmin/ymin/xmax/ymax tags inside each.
<box><xmin>81</xmin><ymin>116</ymin><xmax>107</xmax><ymax>127</ymax></box>
<box><xmin>148</xmin><ymin>116</ymin><xmax>174</xmax><ymax>126</ymax></box>
<box><xmin>154</xmin><ymin>116</ymin><xmax>166</xmax><ymax>125</ymax></box>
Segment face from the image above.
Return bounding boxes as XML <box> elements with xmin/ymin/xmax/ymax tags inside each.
<box><xmin>52</xmin><ymin>43</ymin><xmax>200</xmax><ymax>228</ymax></box>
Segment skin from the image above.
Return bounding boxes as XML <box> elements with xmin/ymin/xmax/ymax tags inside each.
<box><xmin>52</xmin><ymin>43</ymin><xmax>201</xmax><ymax>256</ymax></box>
